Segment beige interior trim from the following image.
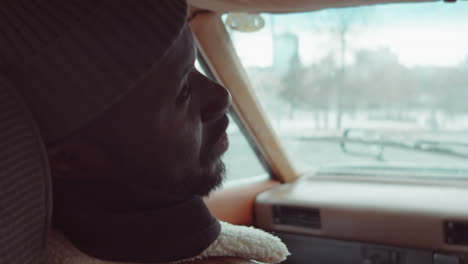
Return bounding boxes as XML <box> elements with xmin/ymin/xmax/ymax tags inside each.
<box><xmin>204</xmin><ymin>179</ymin><xmax>280</xmax><ymax>226</ymax></box>
<box><xmin>189</xmin><ymin>13</ymin><xmax>298</xmax><ymax>183</ymax></box>
<box><xmin>256</xmin><ymin>178</ymin><xmax>468</xmax><ymax>253</ymax></box>
<box><xmin>188</xmin><ymin>0</ymin><xmax>435</xmax><ymax>13</ymax></box>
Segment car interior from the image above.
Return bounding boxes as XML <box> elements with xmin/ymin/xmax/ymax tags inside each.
<box><xmin>2</xmin><ymin>0</ymin><xmax>468</xmax><ymax>263</ymax></box>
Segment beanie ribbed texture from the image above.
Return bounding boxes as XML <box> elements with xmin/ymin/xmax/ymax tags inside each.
<box><xmin>0</xmin><ymin>72</ymin><xmax>51</xmax><ymax>264</ymax></box>
<box><xmin>0</xmin><ymin>0</ymin><xmax>187</xmax><ymax>143</ymax></box>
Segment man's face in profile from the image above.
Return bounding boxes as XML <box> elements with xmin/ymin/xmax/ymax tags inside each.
<box><xmin>54</xmin><ymin>26</ymin><xmax>231</xmax><ymax>198</ymax></box>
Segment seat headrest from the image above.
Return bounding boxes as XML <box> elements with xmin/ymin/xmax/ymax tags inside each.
<box><xmin>0</xmin><ymin>73</ymin><xmax>51</xmax><ymax>263</ymax></box>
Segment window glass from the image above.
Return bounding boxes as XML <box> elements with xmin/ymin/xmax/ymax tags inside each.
<box><xmin>225</xmin><ymin>2</ymin><xmax>468</xmax><ymax>179</ymax></box>
<box><xmin>195</xmin><ymin>61</ymin><xmax>268</xmax><ymax>185</ymax></box>
<box><xmin>223</xmin><ymin>113</ymin><xmax>268</xmax><ymax>185</ymax></box>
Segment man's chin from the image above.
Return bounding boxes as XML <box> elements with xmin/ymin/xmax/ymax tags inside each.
<box><xmin>194</xmin><ymin>159</ymin><xmax>226</xmax><ymax>197</ymax></box>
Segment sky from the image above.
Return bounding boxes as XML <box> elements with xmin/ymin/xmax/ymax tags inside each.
<box><xmin>227</xmin><ymin>1</ymin><xmax>468</xmax><ymax>68</ymax></box>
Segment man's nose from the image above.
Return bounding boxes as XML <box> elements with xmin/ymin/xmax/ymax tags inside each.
<box><xmin>201</xmin><ymin>79</ymin><xmax>232</xmax><ymax>123</ymax></box>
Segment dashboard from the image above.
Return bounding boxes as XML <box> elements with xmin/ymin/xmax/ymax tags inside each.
<box><xmin>255</xmin><ymin>176</ymin><xmax>468</xmax><ymax>263</ymax></box>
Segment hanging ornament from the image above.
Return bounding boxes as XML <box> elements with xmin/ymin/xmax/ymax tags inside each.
<box><xmin>225</xmin><ymin>13</ymin><xmax>265</xmax><ymax>32</ymax></box>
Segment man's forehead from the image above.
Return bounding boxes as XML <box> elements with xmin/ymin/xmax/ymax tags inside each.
<box><xmin>161</xmin><ymin>26</ymin><xmax>196</xmax><ymax>68</ymax></box>
<box><xmin>136</xmin><ymin>26</ymin><xmax>195</xmax><ymax>98</ymax></box>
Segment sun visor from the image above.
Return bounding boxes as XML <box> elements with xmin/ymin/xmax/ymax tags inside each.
<box><xmin>188</xmin><ymin>0</ymin><xmax>436</xmax><ymax>13</ymax></box>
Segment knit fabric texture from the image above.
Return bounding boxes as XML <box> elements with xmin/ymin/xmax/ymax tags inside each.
<box><xmin>0</xmin><ymin>0</ymin><xmax>187</xmax><ymax>143</ymax></box>
<box><xmin>0</xmin><ymin>72</ymin><xmax>52</xmax><ymax>264</ymax></box>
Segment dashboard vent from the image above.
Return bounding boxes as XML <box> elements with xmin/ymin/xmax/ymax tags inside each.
<box><xmin>273</xmin><ymin>205</ymin><xmax>321</xmax><ymax>229</ymax></box>
<box><xmin>445</xmin><ymin>221</ymin><xmax>468</xmax><ymax>246</ymax></box>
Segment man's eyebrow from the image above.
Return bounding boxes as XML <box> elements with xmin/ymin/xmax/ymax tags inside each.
<box><xmin>184</xmin><ymin>47</ymin><xmax>197</xmax><ymax>76</ymax></box>
<box><xmin>183</xmin><ymin>60</ymin><xmax>194</xmax><ymax>78</ymax></box>
<box><xmin>179</xmin><ymin>58</ymin><xmax>194</xmax><ymax>87</ymax></box>
<box><xmin>192</xmin><ymin>45</ymin><xmax>197</xmax><ymax>67</ymax></box>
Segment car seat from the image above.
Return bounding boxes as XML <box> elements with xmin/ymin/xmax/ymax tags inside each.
<box><xmin>0</xmin><ymin>73</ymin><xmax>52</xmax><ymax>264</ymax></box>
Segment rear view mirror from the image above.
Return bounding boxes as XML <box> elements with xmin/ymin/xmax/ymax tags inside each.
<box><xmin>340</xmin><ymin>129</ymin><xmax>384</xmax><ymax>161</ymax></box>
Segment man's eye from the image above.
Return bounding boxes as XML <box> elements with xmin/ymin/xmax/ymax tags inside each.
<box><xmin>176</xmin><ymin>80</ymin><xmax>191</xmax><ymax>104</ymax></box>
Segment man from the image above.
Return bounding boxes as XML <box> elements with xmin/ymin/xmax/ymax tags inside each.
<box><xmin>2</xmin><ymin>0</ymin><xmax>288</xmax><ymax>263</ymax></box>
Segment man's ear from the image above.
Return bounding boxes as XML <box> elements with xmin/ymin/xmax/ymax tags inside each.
<box><xmin>47</xmin><ymin>143</ymin><xmax>82</xmax><ymax>174</ymax></box>
<box><xmin>47</xmin><ymin>142</ymin><xmax>114</xmax><ymax>179</ymax></box>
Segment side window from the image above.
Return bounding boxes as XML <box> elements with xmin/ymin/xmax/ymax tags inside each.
<box><xmin>225</xmin><ymin>4</ymin><xmax>468</xmax><ymax>177</ymax></box>
<box><xmin>195</xmin><ymin>60</ymin><xmax>268</xmax><ymax>187</ymax></box>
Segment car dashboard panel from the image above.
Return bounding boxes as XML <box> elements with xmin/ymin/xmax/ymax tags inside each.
<box><xmin>255</xmin><ymin>176</ymin><xmax>468</xmax><ymax>264</ymax></box>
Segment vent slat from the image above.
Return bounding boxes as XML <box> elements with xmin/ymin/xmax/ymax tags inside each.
<box><xmin>273</xmin><ymin>205</ymin><xmax>321</xmax><ymax>229</ymax></box>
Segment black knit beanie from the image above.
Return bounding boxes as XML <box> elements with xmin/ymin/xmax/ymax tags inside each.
<box><xmin>1</xmin><ymin>0</ymin><xmax>187</xmax><ymax>143</ymax></box>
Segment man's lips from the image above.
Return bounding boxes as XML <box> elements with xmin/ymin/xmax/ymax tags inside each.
<box><xmin>215</xmin><ymin>131</ymin><xmax>229</xmax><ymax>154</ymax></box>
<box><xmin>212</xmin><ymin>115</ymin><xmax>230</xmax><ymax>156</ymax></box>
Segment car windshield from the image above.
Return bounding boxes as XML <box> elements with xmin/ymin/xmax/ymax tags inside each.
<box><xmin>225</xmin><ymin>1</ymin><xmax>468</xmax><ymax>177</ymax></box>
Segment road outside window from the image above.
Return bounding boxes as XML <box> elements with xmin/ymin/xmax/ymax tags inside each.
<box><xmin>225</xmin><ymin>2</ymin><xmax>468</xmax><ymax>180</ymax></box>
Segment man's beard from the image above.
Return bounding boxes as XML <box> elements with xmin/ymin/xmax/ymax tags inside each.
<box><xmin>129</xmin><ymin>157</ymin><xmax>226</xmax><ymax>200</ymax></box>
<box><xmin>175</xmin><ymin>147</ymin><xmax>227</xmax><ymax>197</ymax></box>
<box><xmin>186</xmin><ymin>158</ymin><xmax>226</xmax><ymax>197</ymax></box>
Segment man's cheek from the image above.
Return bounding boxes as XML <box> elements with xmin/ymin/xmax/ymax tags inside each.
<box><xmin>170</xmin><ymin>127</ymin><xmax>199</xmax><ymax>159</ymax></box>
